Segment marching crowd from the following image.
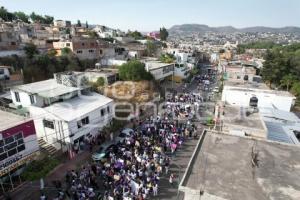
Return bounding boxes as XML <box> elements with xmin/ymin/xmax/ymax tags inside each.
<box><xmin>43</xmin><ymin>115</ymin><xmax>197</xmax><ymax>200</ymax></box>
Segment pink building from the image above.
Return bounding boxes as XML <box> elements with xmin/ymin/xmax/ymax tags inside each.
<box><xmin>0</xmin><ymin>110</ymin><xmax>39</xmax><ymax>186</ymax></box>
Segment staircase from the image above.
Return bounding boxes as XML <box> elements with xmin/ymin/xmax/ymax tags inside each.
<box><xmin>38</xmin><ymin>138</ymin><xmax>58</xmax><ymax>155</ymax></box>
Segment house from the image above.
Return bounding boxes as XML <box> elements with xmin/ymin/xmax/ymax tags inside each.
<box><xmin>53</xmin><ymin>20</ymin><xmax>71</xmax><ymax>28</ymax></box>
<box><xmin>84</xmin><ymin>69</ymin><xmax>118</xmax><ymax>85</ymax></box>
<box><xmin>0</xmin><ymin>22</ymin><xmax>19</xmax><ymax>50</ymax></box>
<box><xmin>172</xmin><ymin>63</ymin><xmax>190</xmax><ymax>83</ymax></box>
<box><xmin>144</xmin><ymin>61</ymin><xmax>174</xmax><ymax>81</ymax></box>
<box><xmin>53</xmin><ymin>37</ymin><xmax>99</xmax><ymax>59</ymax></box>
<box><xmin>221</xmin><ymin>78</ymin><xmax>296</xmax><ymax>112</ymax></box>
<box><xmin>0</xmin><ymin>110</ymin><xmax>39</xmax><ymax>180</ymax></box>
<box><xmin>10</xmin><ymin>72</ymin><xmax>114</xmax><ymax>151</ymax></box>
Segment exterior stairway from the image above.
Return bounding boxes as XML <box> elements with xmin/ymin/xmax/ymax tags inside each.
<box><xmin>37</xmin><ymin>138</ymin><xmax>58</xmax><ymax>156</ymax></box>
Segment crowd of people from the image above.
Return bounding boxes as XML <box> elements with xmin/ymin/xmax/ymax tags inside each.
<box><xmin>164</xmin><ymin>93</ymin><xmax>202</xmax><ymax>120</ymax></box>
<box><xmin>43</xmin><ymin>115</ymin><xmax>197</xmax><ymax>200</ymax></box>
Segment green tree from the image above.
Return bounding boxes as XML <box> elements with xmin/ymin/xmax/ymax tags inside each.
<box><xmin>118</xmin><ymin>60</ymin><xmax>153</xmax><ymax>81</ymax></box>
<box><xmin>77</xmin><ymin>20</ymin><xmax>81</xmax><ymax>27</ymax></box>
<box><xmin>160</xmin><ymin>53</ymin><xmax>175</xmax><ymax>63</ymax></box>
<box><xmin>128</xmin><ymin>30</ymin><xmax>143</xmax><ymax>40</ymax></box>
<box><xmin>291</xmin><ymin>82</ymin><xmax>300</xmax><ymax>97</ymax></box>
<box><xmin>14</xmin><ymin>11</ymin><xmax>30</xmax><ymax>23</ymax></box>
<box><xmin>86</xmin><ymin>21</ymin><xmax>89</xmax><ymax>28</ymax></box>
<box><xmin>280</xmin><ymin>74</ymin><xmax>295</xmax><ymax>91</ymax></box>
<box><xmin>24</xmin><ymin>43</ymin><xmax>39</xmax><ymax>59</ymax></box>
<box><xmin>96</xmin><ymin>77</ymin><xmax>105</xmax><ymax>86</ymax></box>
<box><xmin>146</xmin><ymin>40</ymin><xmax>157</xmax><ymax>56</ymax></box>
<box><xmin>159</xmin><ymin>27</ymin><xmax>169</xmax><ymax>41</ymax></box>
<box><xmin>61</xmin><ymin>47</ymin><xmax>72</xmax><ymax>56</ymax></box>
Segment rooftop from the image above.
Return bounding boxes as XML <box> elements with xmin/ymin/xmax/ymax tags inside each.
<box><xmin>14</xmin><ymin>79</ymin><xmax>79</xmax><ymax>98</ymax></box>
<box><xmin>0</xmin><ymin>110</ymin><xmax>29</xmax><ymax>131</ymax></box>
<box><xmin>42</xmin><ymin>92</ymin><xmax>113</xmax><ymax>121</ymax></box>
<box><xmin>224</xmin><ymin>80</ymin><xmax>295</xmax><ymax>97</ymax></box>
<box><xmin>180</xmin><ymin>131</ymin><xmax>300</xmax><ymax>200</ymax></box>
<box><xmin>222</xmin><ymin>105</ymin><xmax>267</xmax><ymax>139</ymax></box>
<box><xmin>145</xmin><ymin>61</ymin><xmax>174</xmax><ymax>71</ymax></box>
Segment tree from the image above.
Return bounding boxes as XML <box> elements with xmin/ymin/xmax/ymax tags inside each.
<box><xmin>127</xmin><ymin>30</ymin><xmax>143</xmax><ymax>40</ymax></box>
<box><xmin>61</xmin><ymin>47</ymin><xmax>72</xmax><ymax>56</ymax></box>
<box><xmin>159</xmin><ymin>27</ymin><xmax>169</xmax><ymax>41</ymax></box>
<box><xmin>14</xmin><ymin>11</ymin><xmax>30</xmax><ymax>23</ymax></box>
<box><xmin>65</xmin><ymin>28</ymin><xmax>71</xmax><ymax>35</ymax></box>
<box><xmin>160</xmin><ymin>53</ymin><xmax>175</xmax><ymax>63</ymax></box>
<box><xmin>280</xmin><ymin>74</ymin><xmax>295</xmax><ymax>91</ymax></box>
<box><xmin>77</xmin><ymin>20</ymin><xmax>81</xmax><ymax>27</ymax></box>
<box><xmin>291</xmin><ymin>82</ymin><xmax>300</xmax><ymax>97</ymax></box>
<box><xmin>43</xmin><ymin>15</ymin><xmax>54</xmax><ymax>24</ymax></box>
<box><xmin>24</xmin><ymin>43</ymin><xmax>39</xmax><ymax>59</ymax></box>
<box><xmin>48</xmin><ymin>49</ymin><xmax>57</xmax><ymax>57</ymax></box>
<box><xmin>146</xmin><ymin>40</ymin><xmax>157</xmax><ymax>56</ymax></box>
<box><xmin>85</xmin><ymin>21</ymin><xmax>89</xmax><ymax>28</ymax></box>
<box><xmin>118</xmin><ymin>60</ymin><xmax>153</xmax><ymax>81</ymax></box>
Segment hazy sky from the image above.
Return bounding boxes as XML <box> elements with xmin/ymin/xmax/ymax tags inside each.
<box><xmin>1</xmin><ymin>0</ymin><xmax>300</xmax><ymax>31</ymax></box>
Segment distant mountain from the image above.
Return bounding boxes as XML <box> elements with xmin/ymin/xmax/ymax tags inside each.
<box><xmin>168</xmin><ymin>24</ymin><xmax>300</xmax><ymax>35</ymax></box>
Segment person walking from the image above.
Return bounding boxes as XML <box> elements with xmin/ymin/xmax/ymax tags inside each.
<box><xmin>169</xmin><ymin>173</ymin><xmax>175</xmax><ymax>187</ymax></box>
<box><xmin>153</xmin><ymin>183</ymin><xmax>158</xmax><ymax>196</ymax></box>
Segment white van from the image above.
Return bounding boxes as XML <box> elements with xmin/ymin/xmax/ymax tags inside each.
<box><xmin>0</xmin><ymin>66</ymin><xmax>10</xmax><ymax>80</ymax></box>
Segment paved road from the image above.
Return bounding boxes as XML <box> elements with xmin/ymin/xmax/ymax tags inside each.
<box><xmin>6</xmin><ymin>70</ymin><xmax>215</xmax><ymax>200</ymax></box>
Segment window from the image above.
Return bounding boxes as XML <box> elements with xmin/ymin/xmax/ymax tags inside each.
<box><xmin>88</xmin><ymin>49</ymin><xmax>94</xmax><ymax>53</ymax></box>
<box><xmin>77</xmin><ymin>50</ymin><xmax>82</xmax><ymax>54</ymax></box>
<box><xmin>101</xmin><ymin>109</ymin><xmax>105</xmax><ymax>116</ymax></box>
<box><xmin>66</xmin><ymin>43</ymin><xmax>70</xmax><ymax>47</ymax></box>
<box><xmin>4</xmin><ymin>136</ymin><xmax>14</xmax><ymax>145</ymax></box>
<box><xmin>8</xmin><ymin>148</ymin><xmax>17</xmax><ymax>156</ymax></box>
<box><xmin>43</xmin><ymin>119</ymin><xmax>54</xmax><ymax>129</ymax></box>
<box><xmin>0</xmin><ymin>153</ymin><xmax>7</xmax><ymax>161</ymax></box>
<box><xmin>0</xmin><ymin>140</ymin><xmax>4</xmax><ymax>147</ymax></box>
<box><xmin>107</xmin><ymin>106</ymin><xmax>110</xmax><ymax>113</ymax></box>
<box><xmin>17</xmin><ymin>145</ymin><xmax>25</xmax><ymax>152</ymax></box>
<box><xmin>29</xmin><ymin>95</ymin><xmax>35</xmax><ymax>104</ymax></box>
<box><xmin>81</xmin><ymin>43</ymin><xmax>85</xmax><ymax>46</ymax></box>
<box><xmin>14</xmin><ymin>132</ymin><xmax>23</xmax><ymax>140</ymax></box>
<box><xmin>77</xmin><ymin>117</ymin><xmax>89</xmax><ymax>128</ymax></box>
<box><xmin>99</xmin><ymin>49</ymin><xmax>103</xmax><ymax>54</ymax></box>
<box><xmin>17</xmin><ymin>139</ymin><xmax>24</xmax><ymax>145</ymax></box>
<box><xmin>5</xmin><ymin>142</ymin><xmax>17</xmax><ymax>151</ymax></box>
<box><xmin>15</xmin><ymin>92</ymin><xmax>20</xmax><ymax>102</ymax></box>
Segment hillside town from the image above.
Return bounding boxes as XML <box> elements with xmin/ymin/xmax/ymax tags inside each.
<box><xmin>0</xmin><ymin>2</ymin><xmax>300</xmax><ymax>200</ymax></box>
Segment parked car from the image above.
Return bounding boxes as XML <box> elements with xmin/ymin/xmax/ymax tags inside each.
<box><xmin>92</xmin><ymin>141</ymin><xmax>116</xmax><ymax>161</ymax></box>
<box><xmin>0</xmin><ymin>66</ymin><xmax>10</xmax><ymax>80</ymax></box>
<box><xmin>115</xmin><ymin>128</ymin><xmax>134</xmax><ymax>143</ymax></box>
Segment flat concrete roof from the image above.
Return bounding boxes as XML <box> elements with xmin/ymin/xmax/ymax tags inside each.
<box><xmin>43</xmin><ymin>92</ymin><xmax>113</xmax><ymax>121</ymax></box>
<box><xmin>182</xmin><ymin>132</ymin><xmax>300</xmax><ymax>200</ymax></box>
<box><xmin>222</xmin><ymin>105</ymin><xmax>267</xmax><ymax>138</ymax></box>
<box><xmin>14</xmin><ymin>79</ymin><xmax>79</xmax><ymax>98</ymax></box>
<box><xmin>0</xmin><ymin>110</ymin><xmax>28</xmax><ymax>131</ymax></box>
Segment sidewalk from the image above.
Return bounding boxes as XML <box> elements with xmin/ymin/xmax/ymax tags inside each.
<box><xmin>9</xmin><ymin>151</ymin><xmax>91</xmax><ymax>200</ymax></box>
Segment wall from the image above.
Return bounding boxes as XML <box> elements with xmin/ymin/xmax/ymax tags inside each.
<box><xmin>0</xmin><ymin>120</ymin><xmax>39</xmax><ymax>171</ymax></box>
<box><xmin>222</xmin><ymin>87</ymin><xmax>294</xmax><ymax>112</ymax></box>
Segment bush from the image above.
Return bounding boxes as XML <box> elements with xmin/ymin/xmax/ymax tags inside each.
<box><xmin>118</xmin><ymin>60</ymin><xmax>153</xmax><ymax>81</ymax></box>
<box><xmin>22</xmin><ymin>157</ymin><xmax>60</xmax><ymax>181</ymax></box>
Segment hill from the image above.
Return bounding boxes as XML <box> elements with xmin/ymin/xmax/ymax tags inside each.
<box><xmin>168</xmin><ymin>24</ymin><xmax>300</xmax><ymax>35</ymax></box>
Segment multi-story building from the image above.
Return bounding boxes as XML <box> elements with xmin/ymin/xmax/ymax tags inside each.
<box><xmin>144</xmin><ymin>61</ymin><xmax>174</xmax><ymax>81</ymax></box>
<box><xmin>10</xmin><ymin>72</ymin><xmax>114</xmax><ymax>151</ymax></box>
<box><xmin>53</xmin><ymin>37</ymin><xmax>110</xmax><ymax>60</ymax></box>
<box><xmin>0</xmin><ymin>110</ymin><xmax>39</xmax><ymax>182</ymax></box>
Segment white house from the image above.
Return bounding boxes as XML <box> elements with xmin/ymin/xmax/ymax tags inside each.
<box><xmin>10</xmin><ymin>72</ymin><xmax>114</xmax><ymax>151</ymax></box>
<box><xmin>221</xmin><ymin>80</ymin><xmax>296</xmax><ymax>112</ymax></box>
<box><xmin>144</xmin><ymin>61</ymin><xmax>174</xmax><ymax>81</ymax></box>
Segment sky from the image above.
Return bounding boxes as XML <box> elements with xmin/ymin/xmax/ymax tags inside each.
<box><xmin>1</xmin><ymin>0</ymin><xmax>300</xmax><ymax>32</ymax></box>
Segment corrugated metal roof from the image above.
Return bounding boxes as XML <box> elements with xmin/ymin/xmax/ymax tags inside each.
<box><xmin>265</xmin><ymin>121</ymin><xmax>293</xmax><ymax>143</ymax></box>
